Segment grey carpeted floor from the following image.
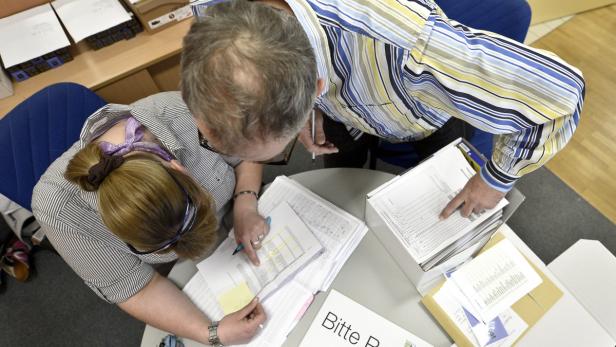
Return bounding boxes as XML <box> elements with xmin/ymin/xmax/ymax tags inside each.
<box><xmin>2</xmin><ymin>149</ymin><xmax>615</xmax><ymax>346</ymax></box>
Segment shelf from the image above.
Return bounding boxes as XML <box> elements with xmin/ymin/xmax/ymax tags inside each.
<box><xmin>0</xmin><ymin>19</ymin><xmax>192</xmax><ymax>118</ymax></box>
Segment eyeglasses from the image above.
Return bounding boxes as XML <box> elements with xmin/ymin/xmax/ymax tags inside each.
<box><xmin>126</xmin><ymin>177</ymin><xmax>198</xmax><ymax>255</ymax></box>
<box><xmin>198</xmin><ymin>129</ymin><xmax>297</xmax><ymax>165</ymax></box>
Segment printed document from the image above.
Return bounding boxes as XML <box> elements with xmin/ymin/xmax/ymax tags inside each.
<box><xmin>52</xmin><ymin>0</ymin><xmax>132</xmax><ymax>42</ymax></box>
<box><xmin>450</xmin><ymin>239</ymin><xmax>542</xmax><ymax>322</ymax></box>
<box><xmin>185</xmin><ymin>177</ymin><xmax>367</xmax><ymax>345</ymax></box>
<box><xmin>370</xmin><ymin>145</ymin><xmax>508</xmax><ymax>264</ymax></box>
<box><xmin>184</xmin><ymin>274</ymin><xmax>314</xmax><ymax>347</ymax></box>
<box><xmin>258</xmin><ymin>176</ymin><xmax>368</xmax><ymax>292</ymax></box>
<box><xmin>432</xmin><ymin>280</ymin><xmax>528</xmax><ymax>347</ymax></box>
<box><xmin>0</xmin><ymin>4</ymin><xmax>70</xmax><ymax>67</ymax></box>
<box><xmin>195</xmin><ymin>202</ymin><xmax>323</xmax><ymax>317</ymax></box>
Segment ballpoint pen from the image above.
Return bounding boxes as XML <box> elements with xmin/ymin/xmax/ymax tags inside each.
<box><xmin>232</xmin><ymin>216</ymin><xmax>271</xmax><ymax>255</ymax></box>
<box><xmin>311</xmin><ymin>109</ymin><xmax>316</xmax><ymax>163</ymax></box>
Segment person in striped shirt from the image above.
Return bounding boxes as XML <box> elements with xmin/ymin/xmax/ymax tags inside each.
<box><xmin>185</xmin><ymin>0</ymin><xmax>584</xmax><ymax>218</ymax></box>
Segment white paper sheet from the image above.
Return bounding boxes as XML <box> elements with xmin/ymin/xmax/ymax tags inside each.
<box><xmin>52</xmin><ymin>0</ymin><xmax>132</xmax><ymax>42</ymax></box>
<box><xmin>299</xmin><ymin>290</ymin><xmax>432</xmax><ymax>347</ymax></box>
<box><xmin>184</xmin><ymin>272</ymin><xmax>314</xmax><ymax>347</ymax></box>
<box><xmin>450</xmin><ymin>239</ymin><xmax>542</xmax><ymax>322</ymax></box>
<box><xmin>237</xmin><ymin>281</ymin><xmax>314</xmax><ymax>347</ymax></box>
<box><xmin>370</xmin><ymin>145</ymin><xmax>508</xmax><ymax>263</ymax></box>
<box><xmin>433</xmin><ymin>280</ymin><xmax>528</xmax><ymax>347</ymax></box>
<box><xmin>196</xmin><ymin>203</ymin><xmax>323</xmax><ymax>312</ymax></box>
<box><xmin>0</xmin><ymin>4</ymin><xmax>71</xmax><ymax>68</ymax></box>
<box><xmin>258</xmin><ymin>176</ymin><xmax>368</xmax><ymax>292</ymax></box>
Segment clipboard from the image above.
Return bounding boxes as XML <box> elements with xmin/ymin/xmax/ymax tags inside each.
<box><xmin>421</xmin><ymin>232</ymin><xmax>563</xmax><ymax>347</ymax></box>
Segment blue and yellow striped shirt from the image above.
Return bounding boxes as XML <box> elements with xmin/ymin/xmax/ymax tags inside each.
<box><xmin>193</xmin><ymin>0</ymin><xmax>585</xmax><ymax>191</ymax></box>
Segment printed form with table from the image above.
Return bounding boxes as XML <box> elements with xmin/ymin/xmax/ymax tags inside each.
<box><xmin>182</xmin><ymin>139</ymin><xmax>584</xmax><ymax>347</ymax></box>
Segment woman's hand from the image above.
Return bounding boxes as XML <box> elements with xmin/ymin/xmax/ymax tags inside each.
<box><xmin>217</xmin><ymin>298</ymin><xmax>267</xmax><ymax>345</ymax></box>
<box><xmin>233</xmin><ymin>196</ymin><xmax>269</xmax><ymax>266</ymax></box>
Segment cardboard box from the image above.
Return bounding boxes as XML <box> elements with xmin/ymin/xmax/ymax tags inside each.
<box><xmin>549</xmin><ymin>240</ymin><xmax>616</xmax><ymax>339</ymax></box>
<box><xmin>365</xmin><ymin>139</ymin><xmax>525</xmax><ymax>295</ymax></box>
<box><xmin>421</xmin><ymin>232</ymin><xmax>563</xmax><ymax>347</ymax></box>
<box><xmin>122</xmin><ymin>0</ymin><xmax>192</xmax><ymax>33</ymax></box>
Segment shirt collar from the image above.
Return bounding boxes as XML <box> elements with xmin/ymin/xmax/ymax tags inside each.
<box><xmin>80</xmin><ymin>103</ymin><xmax>185</xmax><ymax>158</ymax></box>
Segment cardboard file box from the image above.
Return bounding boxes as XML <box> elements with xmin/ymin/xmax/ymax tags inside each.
<box><xmin>122</xmin><ymin>0</ymin><xmax>192</xmax><ymax>33</ymax></box>
<box><xmin>421</xmin><ymin>232</ymin><xmax>563</xmax><ymax>347</ymax></box>
<box><xmin>365</xmin><ymin>138</ymin><xmax>525</xmax><ymax>295</ymax></box>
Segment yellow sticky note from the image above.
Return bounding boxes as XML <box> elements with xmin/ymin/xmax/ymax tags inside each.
<box><xmin>218</xmin><ymin>282</ymin><xmax>254</xmax><ymax>315</ymax></box>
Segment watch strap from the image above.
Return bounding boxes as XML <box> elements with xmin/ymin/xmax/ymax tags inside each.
<box><xmin>208</xmin><ymin>321</ymin><xmax>223</xmax><ymax>346</ymax></box>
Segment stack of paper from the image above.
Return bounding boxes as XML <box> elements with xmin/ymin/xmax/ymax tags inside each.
<box><xmin>430</xmin><ymin>239</ymin><xmax>542</xmax><ymax>347</ymax></box>
<box><xmin>257</xmin><ymin>176</ymin><xmax>368</xmax><ymax>292</ymax></box>
<box><xmin>190</xmin><ymin>202</ymin><xmax>323</xmax><ymax>319</ymax></box>
<box><xmin>184</xmin><ymin>273</ymin><xmax>314</xmax><ymax>347</ymax></box>
<box><xmin>52</xmin><ymin>0</ymin><xmax>132</xmax><ymax>43</ymax></box>
<box><xmin>184</xmin><ymin>177</ymin><xmax>368</xmax><ymax>346</ymax></box>
<box><xmin>0</xmin><ymin>4</ymin><xmax>70</xmax><ymax>68</ymax></box>
<box><xmin>369</xmin><ymin>144</ymin><xmax>508</xmax><ymax>272</ymax></box>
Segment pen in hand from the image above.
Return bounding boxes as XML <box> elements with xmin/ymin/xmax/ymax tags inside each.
<box><xmin>232</xmin><ymin>216</ymin><xmax>271</xmax><ymax>255</ymax></box>
<box><xmin>311</xmin><ymin>109</ymin><xmax>316</xmax><ymax>163</ymax></box>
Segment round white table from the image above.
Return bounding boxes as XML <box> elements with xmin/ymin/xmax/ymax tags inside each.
<box><xmin>141</xmin><ymin>168</ymin><xmax>614</xmax><ymax>347</ymax></box>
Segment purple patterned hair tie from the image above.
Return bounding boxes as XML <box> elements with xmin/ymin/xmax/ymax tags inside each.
<box><xmin>98</xmin><ymin>117</ymin><xmax>174</xmax><ymax>161</ymax></box>
<box><xmin>86</xmin><ymin>117</ymin><xmax>174</xmax><ymax>189</ymax></box>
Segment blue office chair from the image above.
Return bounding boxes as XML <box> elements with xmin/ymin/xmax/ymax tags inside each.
<box><xmin>0</xmin><ymin>83</ymin><xmax>106</xmax><ymax>241</ymax></box>
<box><xmin>370</xmin><ymin>0</ymin><xmax>532</xmax><ymax>168</ymax></box>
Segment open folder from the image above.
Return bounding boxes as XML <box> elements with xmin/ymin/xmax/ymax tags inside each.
<box><xmin>422</xmin><ymin>232</ymin><xmax>563</xmax><ymax>347</ymax></box>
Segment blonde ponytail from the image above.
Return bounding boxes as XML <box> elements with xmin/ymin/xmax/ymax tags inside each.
<box><xmin>65</xmin><ymin>143</ymin><xmax>218</xmax><ymax>259</ymax></box>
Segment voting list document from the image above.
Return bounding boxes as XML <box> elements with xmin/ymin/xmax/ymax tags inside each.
<box><xmin>258</xmin><ymin>176</ymin><xmax>368</xmax><ymax>292</ymax></box>
<box><xmin>300</xmin><ymin>290</ymin><xmax>432</xmax><ymax>347</ymax></box>
<box><xmin>185</xmin><ymin>178</ymin><xmax>367</xmax><ymax>346</ymax></box>
<box><xmin>370</xmin><ymin>145</ymin><xmax>508</xmax><ymax>264</ymax></box>
<box><xmin>195</xmin><ymin>202</ymin><xmax>323</xmax><ymax>317</ymax></box>
<box><xmin>450</xmin><ymin>239</ymin><xmax>542</xmax><ymax>322</ymax></box>
<box><xmin>185</xmin><ymin>274</ymin><xmax>314</xmax><ymax>347</ymax></box>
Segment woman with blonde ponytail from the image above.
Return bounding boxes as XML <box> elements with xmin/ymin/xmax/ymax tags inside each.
<box><xmin>32</xmin><ymin>93</ymin><xmax>267</xmax><ymax>346</ymax></box>
<box><xmin>64</xmin><ymin>141</ymin><xmax>218</xmax><ymax>259</ymax></box>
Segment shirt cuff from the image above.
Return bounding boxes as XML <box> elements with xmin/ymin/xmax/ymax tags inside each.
<box><xmin>87</xmin><ymin>264</ymin><xmax>156</xmax><ymax>304</ymax></box>
<box><xmin>480</xmin><ymin>159</ymin><xmax>519</xmax><ymax>193</ymax></box>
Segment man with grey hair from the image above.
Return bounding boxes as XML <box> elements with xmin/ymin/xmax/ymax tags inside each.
<box><xmin>182</xmin><ymin>0</ymin><xmax>325</xmax><ymax>266</ymax></box>
<box><xmin>183</xmin><ymin>0</ymin><xmax>583</xmax><ymax>231</ymax></box>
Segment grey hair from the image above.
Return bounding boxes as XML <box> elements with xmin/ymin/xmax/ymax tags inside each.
<box><xmin>181</xmin><ymin>0</ymin><xmax>317</xmax><ymax>154</ymax></box>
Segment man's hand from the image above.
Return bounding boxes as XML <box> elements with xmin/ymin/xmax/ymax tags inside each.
<box><xmin>440</xmin><ymin>174</ymin><xmax>506</xmax><ymax>219</ymax></box>
<box><xmin>298</xmin><ymin>109</ymin><xmax>339</xmax><ymax>156</ymax></box>
<box><xmin>218</xmin><ymin>298</ymin><xmax>267</xmax><ymax>345</ymax></box>
<box><xmin>233</xmin><ymin>198</ymin><xmax>269</xmax><ymax>266</ymax></box>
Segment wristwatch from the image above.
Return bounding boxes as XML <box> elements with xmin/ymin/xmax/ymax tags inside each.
<box><xmin>208</xmin><ymin>321</ymin><xmax>224</xmax><ymax>347</ymax></box>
